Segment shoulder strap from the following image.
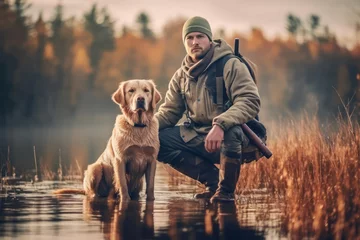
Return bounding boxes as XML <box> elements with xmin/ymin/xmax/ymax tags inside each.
<box><xmin>216</xmin><ymin>54</ymin><xmax>235</xmax><ymax>78</ymax></box>
<box><xmin>215</xmin><ymin>54</ymin><xmax>234</xmax><ymax>109</ymax></box>
<box><xmin>215</xmin><ymin>54</ymin><xmax>259</xmax><ymax>120</ymax></box>
<box><xmin>216</xmin><ymin>54</ymin><xmax>256</xmax><ymax>82</ymax></box>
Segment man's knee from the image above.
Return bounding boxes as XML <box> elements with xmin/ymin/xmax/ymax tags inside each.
<box><xmin>158</xmin><ymin>149</ymin><xmax>181</xmax><ymax>164</ymax></box>
<box><xmin>159</xmin><ymin>127</ymin><xmax>178</xmax><ymax>148</ymax></box>
<box><xmin>158</xmin><ymin>127</ymin><xmax>182</xmax><ymax>163</ymax></box>
<box><xmin>221</xmin><ymin>125</ymin><xmax>249</xmax><ymax>159</ymax></box>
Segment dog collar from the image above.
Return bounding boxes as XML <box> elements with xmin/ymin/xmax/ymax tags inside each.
<box><xmin>134</xmin><ymin>123</ymin><xmax>147</xmax><ymax>128</ymax></box>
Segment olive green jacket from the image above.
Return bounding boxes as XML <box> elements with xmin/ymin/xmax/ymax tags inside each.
<box><xmin>155</xmin><ymin>39</ymin><xmax>260</xmax><ymax>143</ymax></box>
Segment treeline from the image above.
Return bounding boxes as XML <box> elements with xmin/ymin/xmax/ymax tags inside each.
<box><xmin>0</xmin><ymin>0</ymin><xmax>359</xmax><ymax>172</ymax></box>
<box><xmin>1</xmin><ymin>1</ymin><xmax>360</xmax><ymax>130</ymax></box>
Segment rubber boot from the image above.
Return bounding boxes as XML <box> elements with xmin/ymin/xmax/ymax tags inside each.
<box><xmin>169</xmin><ymin>152</ymin><xmax>219</xmax><ymax>199</ymax></box>
<box><xmin>210</xmin><ymin>154</ymin><xmax>241</xmax><ymax>203</ymax></box>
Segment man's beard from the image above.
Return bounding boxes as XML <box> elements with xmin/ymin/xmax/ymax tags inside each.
<box><xmin>193</xmin><ymin>48</ymin><xmax>208</xmax><ymax>61</ymax></box>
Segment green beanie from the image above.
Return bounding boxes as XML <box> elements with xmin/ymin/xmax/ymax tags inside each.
<box><xmin>182</xmin><ymin>16</ymin><xmax>212</xmax><ymax>42</ymax></box>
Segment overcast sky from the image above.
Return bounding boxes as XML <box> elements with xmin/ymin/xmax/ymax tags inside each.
<box><xmin>27</xmin><ymin>0</ymin><xmax>360</xmax><ymax>48</ymax></box>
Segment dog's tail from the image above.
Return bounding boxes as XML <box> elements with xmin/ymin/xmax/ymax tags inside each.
<box><xmin>53</xmin><ymin>189</ymin><xmax>85</xmax><ymax>195</ymax></box>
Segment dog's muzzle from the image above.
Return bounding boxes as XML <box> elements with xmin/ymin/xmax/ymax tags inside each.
<box><xmin>136</xmin><ymin>97</ymin><xmax>145</xmax><ymax>110</ymax></box>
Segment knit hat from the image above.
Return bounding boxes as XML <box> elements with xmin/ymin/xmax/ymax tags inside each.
<box><xmin>182</xmin><ymin>16</ymin><xmax>212</xmax><ymax>42</ymax></box>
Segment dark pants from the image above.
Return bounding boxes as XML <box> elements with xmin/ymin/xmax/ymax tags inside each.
<box><xmin>157</xmin><ymin>125</ymin><xmax>249</xmax><ymax>164</ymax></box>
<box><xmin>157</xmin><ymin>126</ymin><xmax>249</xmax><ymax>189</ymax></box>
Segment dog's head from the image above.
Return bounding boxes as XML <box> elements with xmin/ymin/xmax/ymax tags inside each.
<box><xmin>112</xmin><ymin>79</ymin><xmax>162</xmax><ymax>125</ymax></box>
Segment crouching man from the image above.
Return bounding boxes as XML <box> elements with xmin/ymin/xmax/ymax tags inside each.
<box><xmin>155</xmin><ymin>16</ymin><xmax>266</xmax><ymax>202</ymax></box>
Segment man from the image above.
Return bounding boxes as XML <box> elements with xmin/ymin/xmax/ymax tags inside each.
<box><xmin>155</xmin><ymin>16</ymin><xmax>264</xmax><ymax>202</ymax></box>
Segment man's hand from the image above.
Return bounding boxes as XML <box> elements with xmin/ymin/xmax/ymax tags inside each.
<box><xmin>205</xmin><ymin>125</ymin><xmax>224</xmax><ymax>153</ymax></box>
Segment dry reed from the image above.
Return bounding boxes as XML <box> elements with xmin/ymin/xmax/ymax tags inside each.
<box><xmin>239</xmin><ymin>114</ymin><xmax>360</xmax><ymax>239</ymax></box>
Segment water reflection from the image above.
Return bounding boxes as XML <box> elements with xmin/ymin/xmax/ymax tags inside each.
<box><xmin>82</xmin><ymin>198</ymin><xmax>156</xmax><ymax>240</ymax></box>
<box><xmin>79</xmin><ymin>197</ymin><xmax>265</xmax><ymax>240</ymax></box>
<box><xmin>0</xmin><ymin>170</ymin><xmax>281</xmax><ymax>239</ymax></box>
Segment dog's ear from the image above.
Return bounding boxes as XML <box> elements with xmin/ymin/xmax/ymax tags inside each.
<box><xmin>112</xmin><ymin>82</ymin><xmax>127</xmax><ymax>106</ymax></box>
<box><xmin>150</xmin><ymin>80</ymin><xmax>162</xmax><ymax>109</ymax></box>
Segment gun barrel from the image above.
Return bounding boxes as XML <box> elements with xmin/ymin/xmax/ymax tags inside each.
<box><xmin>234</xmin><ymin>38</ymin><xmax>239</xmax><ymax>56</ymax></box>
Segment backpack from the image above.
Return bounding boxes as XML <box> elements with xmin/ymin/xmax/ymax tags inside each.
<box><xmin>211</xmin><ymin>39</ymin><xmax>269</xmax><ymax>162</ymax></box>
<box><xmin>213</xmin><ymin>53</ymin><xmax>259</xmax><ymax>120</ymax></box>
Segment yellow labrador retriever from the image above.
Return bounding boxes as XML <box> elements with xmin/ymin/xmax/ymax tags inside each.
<box><xmin>55</xmin><ymin>79</ymin><xmax>162</xmax><ymax>201</ymax></box>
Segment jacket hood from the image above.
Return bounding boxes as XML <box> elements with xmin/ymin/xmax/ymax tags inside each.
<box><xmin>210</xmin><ymin>39</ymin><xmax>234</xmax><ymax>64</ymax></box>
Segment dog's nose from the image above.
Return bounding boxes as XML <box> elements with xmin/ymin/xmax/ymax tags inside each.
<box><xmin>137</xmin><ymin>97</ymin><xmax>145</xmax><ymax>102</ymax></box>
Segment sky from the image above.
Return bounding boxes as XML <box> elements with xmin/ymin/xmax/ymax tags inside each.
<box><xmin>27</xmin><ymin>0</ymin><xmax>360</xmax><ymax>49</ymax></box>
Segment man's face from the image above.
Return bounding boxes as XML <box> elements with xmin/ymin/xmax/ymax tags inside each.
<box><xmin>184</xmin><ymin>32</ymin><xmax>211</xmax><ymax>62</ymax></box>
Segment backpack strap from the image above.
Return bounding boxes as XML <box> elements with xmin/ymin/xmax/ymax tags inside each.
<box><xmin>215</xmin><ymin>54</ymin><xmax>259</xmax><ymax>120</ymax></box>
<box><xmin>215</xmin><ymin>54</ymin><xmax>236</xmax><ymax>109</ymax></box>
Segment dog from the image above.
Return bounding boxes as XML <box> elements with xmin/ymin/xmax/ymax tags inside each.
<box><xmin>54</xmin><ymin>79</ymin><xmax>162</xmax><ymax>201</ymax></box>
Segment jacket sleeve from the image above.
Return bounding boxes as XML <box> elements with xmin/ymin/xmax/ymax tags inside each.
<box><xmin>212</xmin><ymin>58</ymin><xmax>260</xmax><ymax>131</ymax></box>
<box><xmin>155</xmin><ymin>69</ymin><xmax>185</xmax><ymax>130</ymax></box>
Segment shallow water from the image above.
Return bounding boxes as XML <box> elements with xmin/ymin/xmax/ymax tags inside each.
<box><xmin>0</xmin><ymin>166</ymin><xmax>285</xmax><ymax>240</ymax></box>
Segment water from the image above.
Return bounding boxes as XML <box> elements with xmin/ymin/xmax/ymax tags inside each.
<box><xmin>0</xmin><ymin>166</ymin><xmax>284</xmax><ymax>240</ymax></box>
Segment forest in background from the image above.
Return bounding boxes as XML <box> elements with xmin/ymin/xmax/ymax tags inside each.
<box><xmin>1</xmin><ymin>0</ymin><xmax>360</xmax><ymax>172</ymax></box>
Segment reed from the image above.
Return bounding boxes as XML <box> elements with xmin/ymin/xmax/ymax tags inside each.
<box><xmin>239</xmin><ymin>114</ymin><xmax>360</xmax><ymax>239</ymax></box>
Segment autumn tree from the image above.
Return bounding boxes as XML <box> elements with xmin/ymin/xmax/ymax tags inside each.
<box><xmin>158</xmin><ymin>17</ymin><xmax>186</xmax><ymax>91</ymax></box>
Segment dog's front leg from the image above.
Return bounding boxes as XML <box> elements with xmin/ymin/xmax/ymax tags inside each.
<box><xmin>113</xmin><ymin>158</ymin><xmax>130</xmax><ymax>202</ymax></box>
<box><xmin>145</xmin><ymin>160</ymin><xmax>156</xmax><ymax>201</ymax></box>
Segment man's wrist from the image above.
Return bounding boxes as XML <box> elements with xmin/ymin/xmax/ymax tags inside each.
<box><xmin>212</xmin><ymin>122</ymin><xmax>225</xmax><ymax>131</ymax></box>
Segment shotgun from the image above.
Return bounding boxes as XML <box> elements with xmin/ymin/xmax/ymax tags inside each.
<box><xmin>234</xmin><ymin>38</ymin><xmax>272</xmax><ymax>159</ymax></box>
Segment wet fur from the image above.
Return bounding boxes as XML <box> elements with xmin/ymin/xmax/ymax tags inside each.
<box><xmin>54</xmin><ymin>79</ymin><xmax>162</xmax><ymax>201</ymax></box>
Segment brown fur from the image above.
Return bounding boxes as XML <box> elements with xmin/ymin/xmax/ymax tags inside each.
<box><xmin>54</xmin><ymin>79</ymin><xmax>162</xmax><ymax>201</ymax></box>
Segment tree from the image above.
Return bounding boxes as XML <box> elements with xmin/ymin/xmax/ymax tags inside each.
<box><xmin>49</xmin><ymin>3</ymin><xmax>76</xmax><ymax>118</ymax></box>
<box><xmin>50</xmin><ymin>3</ymin><xmax>75</xmax><ymax>83</ymax></box>
<box><xmin>309</xmin><ymin>14</ymin><xmax>320</xmax><ymax>40</ymax></box>
<box><xmin>23</xmin><ymin>12</ymin><xmax>48</xmax><ymax>119</ymax></box>
<box><xmin>0</xmin><ymin>0</ymin><xmax>17</xmax><ymax>129</ymax></box>
<box><xmin>13</xmin><ymin>0</ymin><xmax>31</xmax><ymax>42</ymax></box>
<box><xmin>158</xmin><ymin>17</ymin><xmax>186</xmax><ymax>91</ymax></box>
<box><xmin>286</xmin><ymin>14</ymin><xmax>302</xmax><ymax>41</ymax></box>
<box><xmin>84</xmin><ymin>4</ymin><xmax>115</xmax><ymax>89</ymax></box>
<box><xmin>50</xmin><ymin>4</ymin><xmax>63</xmax><ymax>43</ymax></box>
<box><xmin>136</xmin><ymin>12</ymin><xmax>155</xmax><ymax>40</ymax></box>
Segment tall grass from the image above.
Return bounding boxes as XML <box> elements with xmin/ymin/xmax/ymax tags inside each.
<box><xmin>239</xmin><ymin>114</ymin><xmax>360</xmax><ymax>239</ymax></box>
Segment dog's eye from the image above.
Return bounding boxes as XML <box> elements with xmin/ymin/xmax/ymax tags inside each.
<box><xmin>144</xmin><ymin>88</ymin><xmax>150</xmax><ymax>93</ymax></box>
<box><xmin>128</xmin><ymin>89</ymin><xmax>135</xmax><ymax>93</ymax></box>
